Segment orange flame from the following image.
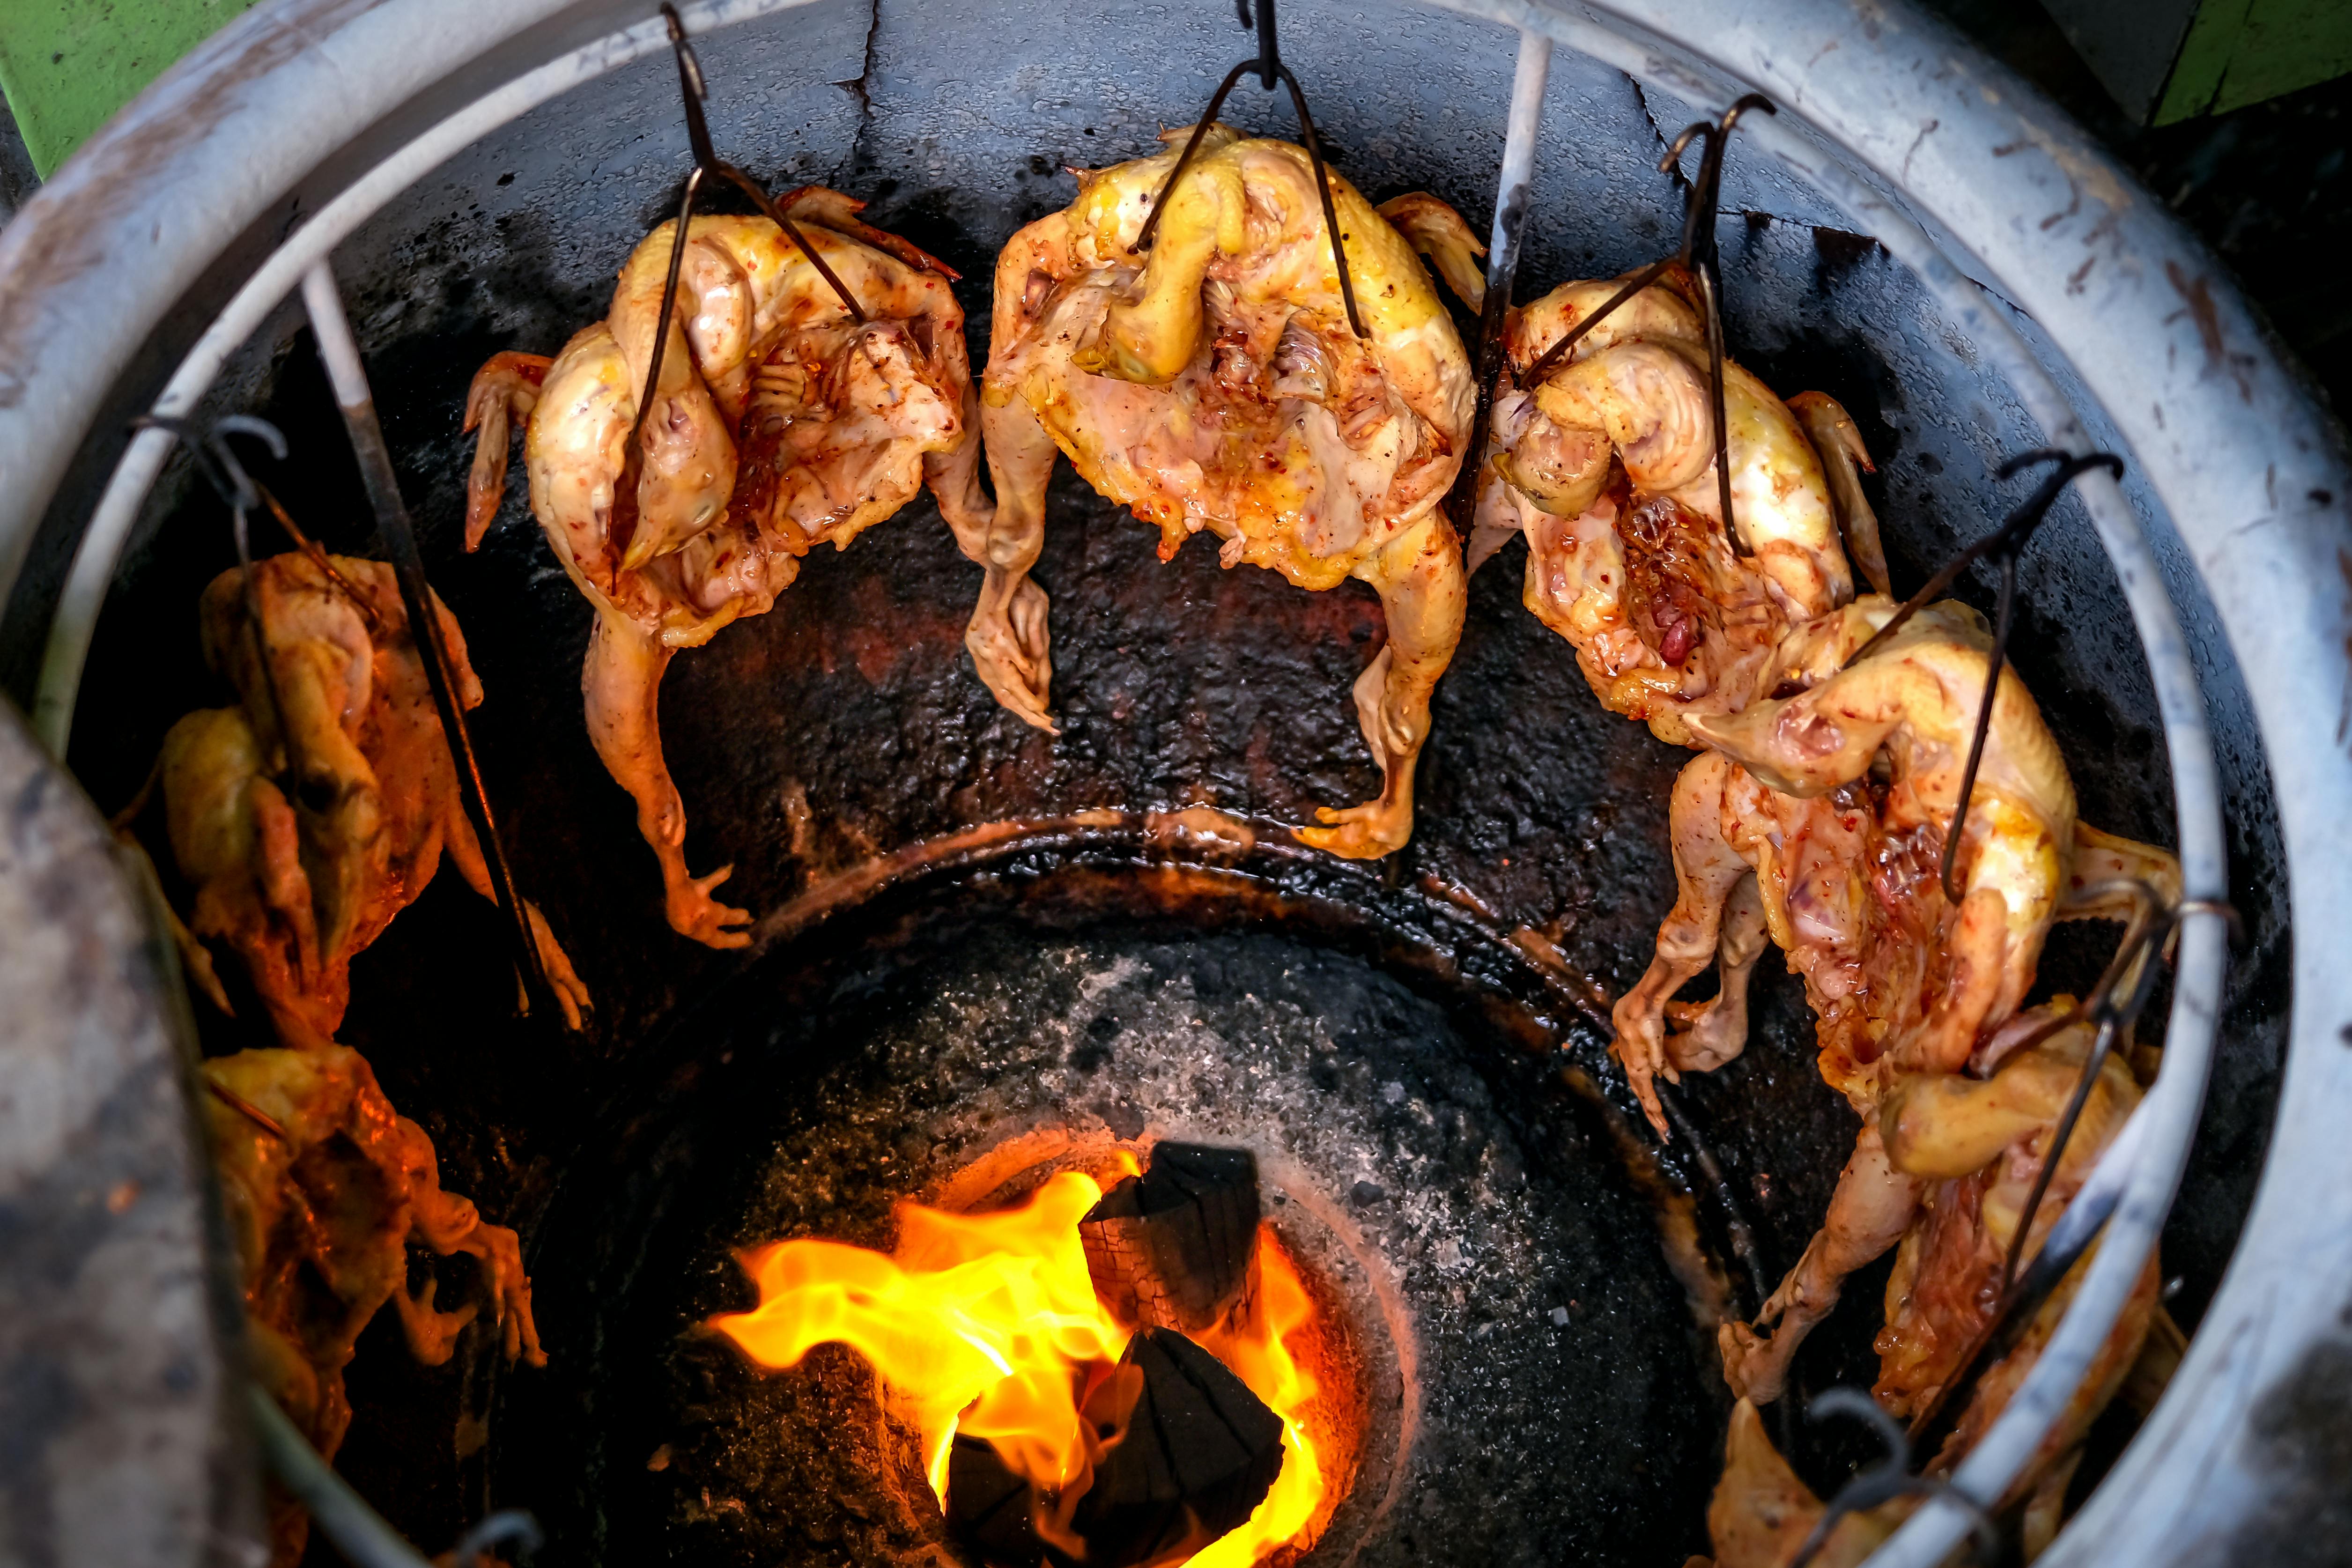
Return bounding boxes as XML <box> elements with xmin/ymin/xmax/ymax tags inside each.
<box><xmin>710</xmin><ymin>1169</ymin><xmax>1331</xmax><ymax>1565</ymax></box>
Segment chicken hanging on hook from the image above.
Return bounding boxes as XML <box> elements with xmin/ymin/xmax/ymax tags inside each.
<box><xmin>1472</xmin><ymin>263</ymin><xmax>1883</xmax><ymax>746</ymax></box>
<box><xmin>1467</xmin><ymin>95</ymin><xmax>1887</xmax><ymax>748</ymax></box>
<box><xmin>1608</xmin><ymin>596</ymin><xmax>2179</xmax><ymax>1405</ymax></box>
<box><xmin>466</xmin><ymin>188</ymin><xmax>999</xmax><ymax>946</ymax></box>
<box><xmin>979</xmin><ymin>123</ymin><xmax>1487</xmax><ymax>857</ymax></box>
<box><xmin>118</xmin><ymin>551</ymin><xmax>591</xmax><ymax>1048</ymax></box>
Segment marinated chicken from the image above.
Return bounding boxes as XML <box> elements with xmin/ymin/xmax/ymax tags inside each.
<box><xmin>1875</xmin><ymin>1011</ymin><xmax>2161</xmax><ymax>1497</ymax></box>
<box><xmin>1605</xmin><ymin>597</ymin><xmax>2177</xmax><ymax>1400</ymax></box>
<box><xmin>1697</xmin><ymin>1013</ymin><xmax>2164</xmax><ymax>1566</ymax></box>
<box><xmin>1472</xmin><ymin>266</ymin><xmax>1879</xmax><ymax>746</ymax></box>
<box><xmin>126</xmin><ymin>552</ymin><xmax>588</xmax><ymax>1048</ymax></box>
<box><xmin>981</xmin><ymin>125</ymin><xmax>1484</xmax><ymax>856</ymax></box>
<box><xmin>466</xmin><ymin>188</ymin><xmax>995</xmax><ymax>945</ymax></box>
<box><xmin>202</xmin><ymin>1046</ymin><xmax>545</xmax><ymax>1568</ymax></box>
<box><xmin>1696</xmin><ymin>1400</ymin><xmax>1911</xmax><ymax>1568</ymax></box>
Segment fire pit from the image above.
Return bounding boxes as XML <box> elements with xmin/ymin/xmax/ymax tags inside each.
<box><xmin>0</xmin><ymin>3</ymin><xmax>2343</xmax><ymax>1568</ymax></box>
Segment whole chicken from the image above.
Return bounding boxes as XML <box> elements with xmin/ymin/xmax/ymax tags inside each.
<box><xmin>1696</xmin><ymin>1013</ymin><xmax>2168</xmax><ymax>1567</ymax></box>
<box><xmin>203</xmin><ymin>1046</ymin><xmax>545</xmax><ymax>1568</ymax></box>
<box><xmin>466</xmin><ymin>187</ymin><xmax>998</xmax><ymax>945</ymax></box>
<box><xmin>1606</xmin><ymin>597</ymin><xmax>2177</xmax><ymax>1402</ymax></box>
<box><xmin>126</xmin><ymin>551</ymin><xmax>588</xmax><ymax>1048</ymax></box>
<box><xmin>1473</xmin><ymin>265</ymin><xmax>1883</xmax><ymax>746</ymax></box>
<box><xmin>980</xmin><ymin>125</ymin><xmax>1487</xmax><ymax>857</ymax></box>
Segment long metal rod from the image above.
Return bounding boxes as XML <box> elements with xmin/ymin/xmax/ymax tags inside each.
<box><xmin>248</xmin><ymin>1384</ymin><xmax>436</xmax><ymax>1568</ymax></box>
<box><xmin>1447</xmin><ymin>27</ymin><xmax>1551</xmax><ymax>536</ymax></box>
<box><xmin>299</xmin><ymin>260</ymin><xmax>551</xmax><ymax>1012</ymax></box>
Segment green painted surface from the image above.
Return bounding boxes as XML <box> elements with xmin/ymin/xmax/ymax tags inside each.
<box><xmin>0</xmin><ymin>0</ymin><xmax>261</xmax><ymax>175</ymax></box>
<box><xmin>2215</xmin><ymin>0</ymin><xmax>2352</xmax><ymax>113</ymax></box>
<box><xmin>2154</xmin><ymin>0</ymin><xmax>2251</xmax><ymax>124</ymax></box>
<box><xmin>2155</xmin><ymin>0</ymin><xmax>2352</xmax><ymax>123</ymax></box>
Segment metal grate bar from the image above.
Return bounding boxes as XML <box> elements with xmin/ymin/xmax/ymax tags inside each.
<box><xmin>1449</xmin><ymin>27</ymin><xmax>1552</xmax><ymax>533</ymax></box>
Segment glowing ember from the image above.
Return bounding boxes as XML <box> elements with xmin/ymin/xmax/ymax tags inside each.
<box><xmin>710</xmin><ymin>1166</ymin><xmax>1336</xmax><ymax>1566</ymax></box>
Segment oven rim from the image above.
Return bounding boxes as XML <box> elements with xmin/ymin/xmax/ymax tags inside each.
<box><xmin>0</xmin><ymin>1</ymin><xmax>2337</xmax><ymax>1564</ymax></box>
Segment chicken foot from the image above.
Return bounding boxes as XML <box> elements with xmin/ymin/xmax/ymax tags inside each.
<box><xmin>582</xmin><ymin>610</ymin><xmax>751</xmax><ymax>948</ymax></box>
<box><xmin>1610</xmin><ymin>751</ymin><xmax>1758</xmax><ymax>1135</ymax></box>
<box><xmin>1295</xmin><ymin>513</ymin><xmax>1467</xmax><ymax>859</ymax></box>
<box><xmin>1719</xmin><ymin>1122</ymin><xmax>1921</xmax><ymax>1404</ymax></box>
<box><xmin>967</xmin><ymin>387</ymin><xmax>1058</xmax><ymax>732</ymax></box>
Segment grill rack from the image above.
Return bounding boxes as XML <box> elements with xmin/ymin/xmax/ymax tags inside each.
<box><xmin>0</xmin><ymin>1</ymin><xmax>2315</xmax><ymax>1565</ymax></box>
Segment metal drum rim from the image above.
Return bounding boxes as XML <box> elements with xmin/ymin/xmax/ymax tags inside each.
<box><xmin>0</xmin><ymin>1</ymin><xmax>2337</xmax><ymax>1563</ymax></box>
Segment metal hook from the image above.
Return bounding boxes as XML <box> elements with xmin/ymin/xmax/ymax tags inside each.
<box><xmin>654</xmin><ymin>5</ymin><xmax>865</xmax><ymax>325</ymax></box>
<box><xmin>1787</xmin><ymin>1388</ymin><xmax>2000</xmax><ymax>1568</ymax></box>
<box><xmin>1131</xmin><ymin>0</ymin><xmax>1367</xmax><ymax>340</ymax></box>
<box><xmin>1512</xmin><ymin>95</ymin><xmax>1775</xmax><ymax>558</ymax></box>
<box><xmin>131</xmin><ymin>414</ymin><xmax>304</xmax><ymax>789</ymax></box>
<box><xmin>1837</xmin><ymin>449</ymin><xmax>2126</xmax><ymax>904</ymax></box>
<box><xmin>446</xmin><ymin>1509</ymin><xmax>544</xmax><ymax>1568</ymax></box>
<box><xmin>1238</xmin><ymin>0</ymin><xmax>1279</xmax><ymax>88</ymax></box>
<box><xmin>618</xmin><ymin>6</ymin><xmax>871</xmax><ymax>562</ymax></box>
<box><xmin>138</xmin><ymin>413</ymin><xmax>386</xmax><ymax>634</ymax></box>
<box><xmin>1995</xmin><ymin>885</ymin><xmax>2238</xmax><ymax>1289</ymax></box>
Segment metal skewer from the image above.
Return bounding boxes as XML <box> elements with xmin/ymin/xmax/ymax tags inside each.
<box><xmin>1841</xmin><ymin>448</ymin><xmax>2126</xmax><ymax>904</ymax></box>
<box><xmin>1447</xmin><ymin>30</ymin><xmax>1552</xmax><ymax>536</ymax></box>
<box><xmin>300</xmin><ymin>261</ymin><xmax>554</xmax><ymax>1015</ymax></box>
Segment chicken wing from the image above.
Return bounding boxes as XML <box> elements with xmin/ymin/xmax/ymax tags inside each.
<box><xmin>981</xmin><ymin>125</ymin><xmax>1482</xmax><ymax>856</ymax></box>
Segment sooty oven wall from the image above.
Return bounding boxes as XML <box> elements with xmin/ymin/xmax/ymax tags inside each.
<box><xmin>38</xmin><ymin>0</ymin><xmax>2287</xmax><ymax>1560</ymax></box>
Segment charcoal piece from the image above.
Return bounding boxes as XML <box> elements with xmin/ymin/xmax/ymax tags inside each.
<box><xmin>1080</xmin><ymin>1142</ymin><xmax>1261</xmax><ymax>1332</ymax></box>
<box><xmin>946</xmin><ymin>1431</ymin><xmax>1050</xmax><ymax>1568</ymax></box>
<box><xmin>945</xmin><ymin>1329</ymin><xmax>1285</xmax><ymax>1568</ymax></box>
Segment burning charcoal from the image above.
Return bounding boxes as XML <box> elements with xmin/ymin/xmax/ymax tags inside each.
<box><xmin>946</xmin><ymin>1431</ymin><xmax>1050</xmax><ymax>1568</ymax></box>
<box><xmin>945</xmin><ymin>1329</ymin><xmax>1286</xmax><ymax>1568</ymax></box>
<box><xmin>1080</xmin><ymin>1142</ymin><xmax>1261</xmax><ymax>1332</ymax></box>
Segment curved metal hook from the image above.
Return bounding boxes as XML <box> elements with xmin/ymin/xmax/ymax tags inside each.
<box><xmin>653</xmin><ymin>3</ymin><xmax>864</xmax><ymax>324</ymax></box>
<box><xmin>126</xmin><ymin>411</ymin><xmax>300</xmax><ymax>783</ymax></box>
<box><xmin>1130</xmin><ymin>10</ymin><xmax>1365</xmax><ymax>338</ymax></box>
<box><xmin>447</xmin><ymin>1509</ymin><xmax>544</xmax><ymax>1568</ymax></box>
<box><xmin>1510</xmin><ymin>94</ymin><xmax>1774</xmax><ymax>559</ymax></box>
<box><xmin>1237</xmin><ymin>0</ymin><xmax>1280</xmax><ymax>88</ymax></box>
<box><xmin>1788</xmin><ymin>1388</ymin><xmax>1999</xmax><ymax>1568</ymax></box>
<box><xmin>207</xmin><ymin>414</ymin><xmax>288</xmax><ymax>509</ymax></box>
